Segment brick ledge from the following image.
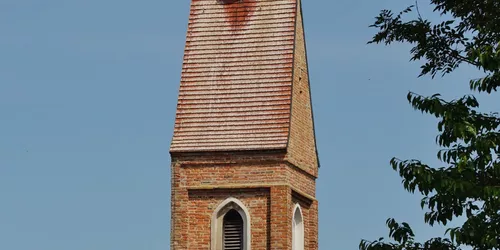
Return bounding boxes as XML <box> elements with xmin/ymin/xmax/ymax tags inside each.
<box><xmin>186</xmin><ymin>183</ymin><xmax>316</xmax><ymax>202</ymax></box>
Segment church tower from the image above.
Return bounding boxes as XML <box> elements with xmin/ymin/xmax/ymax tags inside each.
<box><xmin>169</xmin><ymin>0</ymin><xmax>319</xmax><ymax>249</ymax></box>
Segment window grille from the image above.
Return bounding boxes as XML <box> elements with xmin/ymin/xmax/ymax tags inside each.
<box><xmin>223</xmin><ymin>209</ymin><xmax>243</xmax><ymax>250</ymax></box>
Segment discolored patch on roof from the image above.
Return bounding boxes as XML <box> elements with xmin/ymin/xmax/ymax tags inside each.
<box><xmin>221</xmin><ymin>0</ymin><xmax>256</xmax><ymax>32</ymax></box>
<box><xmin>171</xmin><ymin>0</ymin><xmax>299</xmax><ymax>153</ymax></box>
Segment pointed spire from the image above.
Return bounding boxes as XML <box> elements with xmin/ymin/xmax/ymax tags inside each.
<box><xmin>171</xmin><ymin>0</ymin><xmax>318</xmax><ymax>173</ymax></box>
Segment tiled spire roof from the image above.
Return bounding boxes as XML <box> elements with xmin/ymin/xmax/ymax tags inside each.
<box><xmin>170</xmin><ymin>0</ymin><xmax>313</xmax><ymax>155</ymax></box>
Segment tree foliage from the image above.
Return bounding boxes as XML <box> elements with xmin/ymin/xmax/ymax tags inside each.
<box><xmin>360</xmin><ymin>0</ymin><xmax>500</xmax><ymax>249</ymax></box>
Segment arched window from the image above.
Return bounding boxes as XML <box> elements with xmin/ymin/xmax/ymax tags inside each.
<box><xmin>211</xmin><ymin>198</ymin><xmax>251</xmax><ymax>250</ymax></box>
<box><xmin>292</xmin><ymin>204</ymin><xmax>304</xmax><ymax>250</ymax></box>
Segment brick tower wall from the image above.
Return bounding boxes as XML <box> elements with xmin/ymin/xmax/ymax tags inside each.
<box><xmin>169</xmin><ymin>0</ymin><xmax>319</xmax><ymax>249</ymax></box>
<box><xmin>170</xmin><ymin>152</ymin><xmax>317</xmax><ymax>250</ymax></box>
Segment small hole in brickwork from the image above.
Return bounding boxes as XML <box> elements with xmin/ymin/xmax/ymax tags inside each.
<box><xmin>219</xmin><ymin>0</ymin><xmax>240</xmax><ymax>4</ymax></box>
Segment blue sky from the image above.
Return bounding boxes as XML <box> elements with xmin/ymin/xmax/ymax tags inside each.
<box><xmin>1</xmin><ymin>0</ymin><xmax>498</xmax><ymax>249</ymax></box>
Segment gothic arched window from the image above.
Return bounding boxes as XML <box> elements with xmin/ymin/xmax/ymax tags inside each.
<box><xmin>211</xmin><ymin>198</ymin><xmax>251</xmax><ymax>250</ymax></box>
<box><xmin>292</xmin><ymin>204</ymin><xmax>304</xmax><ymax>250</ymax></box>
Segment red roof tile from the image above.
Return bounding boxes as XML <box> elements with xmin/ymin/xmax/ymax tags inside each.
<box><xmin>170</xmin><ymin>0</ymin><xmax>298</xmax><ymax>152</ymax></box>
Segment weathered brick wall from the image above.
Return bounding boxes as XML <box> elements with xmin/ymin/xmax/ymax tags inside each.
<box><xmin>171</xmin><ymin>151</ymin><xmax>318</xmax><ymax>250</ymax></box>
<box><xmin>183</xmin><ymin>164</ymin><xmax>286</xmax><ymax>187</ymax></box>
<box><xmin>187</xmin><ymin>189</ymin><xmax>270</xmax><ymax>249</ymax></box>
<box><xmin>179</xmin><ymin>163</ymin><xmax>315</xmax><ymax>197</ymax></box>
<box><xmin>286</xmin><ymin>163</ymin><xmax>316</xmax><ymax>197</ymax></box>
<box><xmin>270</xmin><ymin>186</ymin><xmax>292</xmax><ymax>250</ymax></box>
<box><xmin>286</xmin><ymin>0</ymin><xmax>319</xmax><ymax>177</ymax></box>
<box><xmin>309</xmin><ymin>200</ymin><xmax>319</xmax><ymax>249</ymax></box>
<box><xmin>171</xmin><ymin>162</ymin><xmax>188</xmax><ymax>250</ymax></box>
